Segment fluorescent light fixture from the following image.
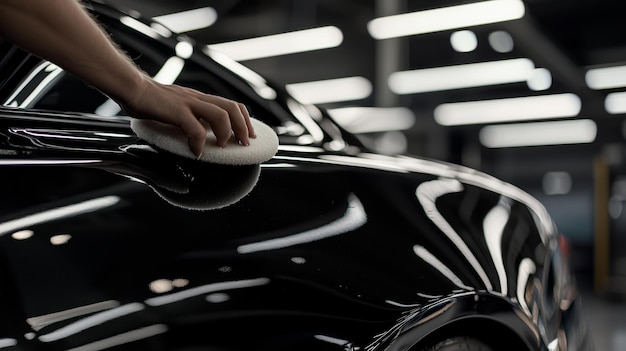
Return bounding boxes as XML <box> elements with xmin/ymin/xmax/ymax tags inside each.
<box><xmin>479</xmin><ymin>119</ymin><xmax>597</xmax><ymax>148</ymax></box>
<box><xmin>434</xmin><ymin>93</ymin><xmax>581</xmax><ymax>126</ymax></box>
<box><xmin>175</xmin><ymin>41</ymin><xmax>194</xmax><ymax>59</ymax></box>
<box><xmin>542</xmin><ymin>171</ymin><xmax>572</xmax><ymax>195</ymax></box>
<box><xmin>450</xmin><ymin>30</ymin><xmax>478</xmax><ymax>53</ymax></box>
<box><xmin>374</xmin><ymin>131</ymin><xmax>408</xmax><ymax>155</ymax></box>
<box><xmin>527</xmin><ymin>68</ymin><xmax>552</xmax><ymax>91</ymax></box>
<box><xmin>605</xmin><ymin>92</ymin><xmax>626</xmax><ymax>114</ymax></box>
<box><xmin>153</xmin><ymin>57</ymin><xmax>185</xmax><ymax>85</ymax></box>
<box><xmin>586</xmin><ymin>65</ymin><xmax>626</xmax><ymax>90</ymax></box>
<box><xmin>120</xmin><ymin>16</ymin><xmax>161</xmax><ymax>39</ymax></box>
<box><xmin>153</xmin><ymin>7</ymin><xmax>217</xmax><ymax>33</ymax></box>
<box><xmin>208</xmin><ymin>26</ymin><xmax>343</xmax><ymax>61</ymax></box>
<box><xmin>286</xmin><ymin>76</ymin><xmax>372</xmax><ymax>104</ymax></box>
<box><xmin>489</xmin><ymin>30</ymin><xmax>514</xmax><ymax>53</ymax></box>
<box><xmin>367</xmin><ymin>0</ymin><xmax>525</xmax><ymax>40</ymax></box>
<box><xmin>327</xmin><ymin>107</ymin><xmax>415</xmax><ymax>133</ymax></box>
<box><xmin>149</xmin><ymin>23</ymin><xmax>173</xmax><ymax>38</ymax></box>
<box><xmin>389</xmin><ymin>58</ymin><xmax>535</xmax><ymax>94</ymax></box>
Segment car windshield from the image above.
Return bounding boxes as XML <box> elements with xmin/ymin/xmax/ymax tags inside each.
<box><xmin>0</xmin><ymin>5</ymin><xmax>328</xmax><ymax>146</ymax></box>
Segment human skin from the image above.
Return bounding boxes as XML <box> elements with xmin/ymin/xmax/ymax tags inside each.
<box><xmin>0</xmin><ymin>0</ymin><xmax>256</xmax><ymax>157</ymax></box>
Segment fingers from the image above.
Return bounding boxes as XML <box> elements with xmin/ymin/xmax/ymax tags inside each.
<box><xmin>238</xmin><ymin>102</ymin><xmax>256</xmax><ymax>139</ymax></box>
<box><xmin>221</xmin><ymin>101</ymin><xmax>250</xmax><ymax>146</ymax></box>
<box><xmin>126</xmin><ymin>82</ymin><xmax>255</xmax><ymax>157</ymax></box>
<box><xmin>179</xmin><ymin>115</ymin><xmax>208</xmax><ymax>158</ymax></box>
<box><xmin>191</xmin><ymin>93</ymin><xmax>255</xmax><ymax>147</ymax></box>
<box><xmin>208</xmin><ymin>109</ymin><xmax>233</xmax><ymax>148</ymax></box>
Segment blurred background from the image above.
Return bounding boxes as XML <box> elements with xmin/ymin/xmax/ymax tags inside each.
<box><xmin>105</xmin><ymin>0</ymin><xmax>626</xmax><ymax>347</ymax></box>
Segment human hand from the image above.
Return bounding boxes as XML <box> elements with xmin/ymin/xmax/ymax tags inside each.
<box><xmin>120</xmin><ymin>77</ymin><xmax>256</xmax><ymax>158</ymax></box>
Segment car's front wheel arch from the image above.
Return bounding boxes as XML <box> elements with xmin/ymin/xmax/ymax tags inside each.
<box><xmin>401</xmin><ymin>316</ymin><xmax>534</xmax><ymax>351</ymax></box>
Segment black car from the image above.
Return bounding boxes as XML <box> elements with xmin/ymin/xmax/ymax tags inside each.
<box><xmin>0</xmin><ymin>1</ymin><xmax>592</xmax><ymax>350</ymax></box>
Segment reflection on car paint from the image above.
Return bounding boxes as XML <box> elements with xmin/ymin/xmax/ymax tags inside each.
<box><xmin>31</xmin><ymin>278</ymin><xmax>270</xmax><ymax>347</ymax></box>
<box><xmin>416</xmin><ymin>178</ymin><xmax>493</xmax><ymax>291</ymax></box>
<box><xmin>0</xmin><ymin>195</ymin><xmax>120</xmax><ymax>237</ymax></box>
<box><xmin>144</xmin><ymin>277</ymin><xmax>270</xmax><ymax>306</ymax></box>
<box><xmin>38</xmin><ymin>302</ymin><xmax>147</xmax><ymax>342</ymax></box>
<box><xmin>27</xmin><ymin>300</ymin><xmax>121</xmax><ymax>332</ymax></box>
<box><xmin>412</xmin><ymin>245</ymin><xmax>473</xmax><ymax>291</ymax></box>
<box><xmin>204</xmin><ymin>47</ymin><xmax>278</xmax><ymax>101</ymax></box>
<box><xmin>237</xmin><ymin>193</ymin><xmax>367</xmax><ymax>254</ymax></box>
<box><xmin>517</xmin><ymin>257</ymin><xmax>537</xmax><ymax>317</ymax></box>
<box><xmin>4</xmin><ymin>61</ymin><xmax>65</xmax><ymax>109</ymax></box>
<box><xmin>483</xmin><ymin>196</ymin><xmax>513</xmax><ymax>295</ymax></box>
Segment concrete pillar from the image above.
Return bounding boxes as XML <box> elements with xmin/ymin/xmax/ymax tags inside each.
<box><xmin>374</xmin><ymin>0</ymin><xmax>406</xmax><ymax>107</ymax></box>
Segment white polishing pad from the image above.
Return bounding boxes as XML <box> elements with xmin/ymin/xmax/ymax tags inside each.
<box><xmin>130</xmin><ymin>117</ymin><xmax>278</xmax><ymax>165</ymax></box>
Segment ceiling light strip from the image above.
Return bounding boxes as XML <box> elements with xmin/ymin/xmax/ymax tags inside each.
<box><xmin>585</xmin><ymin>65</ymin><xmax>626</xmax><ymax>90</ymax></box>
<box><xmin>120</xmin><ymin>16</ymin><xmax>162</xmax><ymax>39</ymax></box>
<box><xmin>153</xmin><ymin>7</ymin><xmax>218</xmax><ymax>33</ymax></box>
<box><xmin>389</xmin><ymin>58</ymin><xmax>535</xmax><ymax>94</ymax></box>
<box><xmin>208</xmin><ymin>26</ymin><xmax>343</xmax><ymax>61</ymax></box>
<box><xmin>605</xmin><ymin>92</ymin><xmax>626</xmax><ymax>114</ymax></box>
<box><xmin>286</xmin><ymin>76</ymin><xmax>372</xmax><ymax>104</ymax></box>
<box><xmin>327</xmin><ymin>107</ymin><xmax>415</xmax><ymax>133</ymax></box>
<box><xmin>479</xmin><ymin>119</ymin><xmax>597</xmax><ymax>148</ymax></box>
<box><xmin>434</xmin><ymin>93</ymin><xmax>581</xmax><ymax>126</ymax></box>
<box><xmin>368</xmin><ymin>0</ymin><xmax>525</xmax><ymax>40</ymax></box>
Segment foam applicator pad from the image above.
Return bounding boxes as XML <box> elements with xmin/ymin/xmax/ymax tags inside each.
<box><xmin>130</xmin><ymin>117</ymin><xmax>278</xmax><ymax>165</ymax></box>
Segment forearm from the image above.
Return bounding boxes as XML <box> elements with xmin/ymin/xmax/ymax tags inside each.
<box><xmin>0</xmin><ymin>0</ymin><xmax>255</xmax><ymax>156</ymax></box>
<box><xmin>0</xmin><ymin>0</ymin><xmax>145</xmax><ymax>104</ymax></box>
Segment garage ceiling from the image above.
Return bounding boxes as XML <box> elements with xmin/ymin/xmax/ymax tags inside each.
<box><xmin>109</xmin><ymin>0</ymin><xmax>626</xmax><ymax>170</ymax></box>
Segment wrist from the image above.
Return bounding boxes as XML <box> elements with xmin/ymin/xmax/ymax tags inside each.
<box><xmin>108</xmin><ymin>66</ymin><xmax>151</xmax><ymax>108</ymax></box>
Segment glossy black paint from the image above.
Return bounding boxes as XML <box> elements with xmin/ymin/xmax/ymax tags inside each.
<box><xmin>0</xmin><ymin>2</ymin><xmax>591</xmax><ymax>350</ymax></box>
